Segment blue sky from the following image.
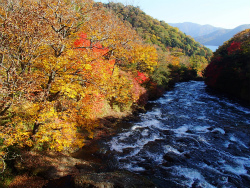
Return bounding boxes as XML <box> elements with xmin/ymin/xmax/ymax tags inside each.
<box><xmin>96</xmin><ymin>0</ymin><xmax>250</xmax><ymax>29</ymax></box>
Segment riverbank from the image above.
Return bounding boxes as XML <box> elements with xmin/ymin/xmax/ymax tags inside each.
<box><xmin>3</xmin><ymin>77</ymin><xmax>203</xmax><ymax>188</ymax></box>
<box><xmin>2</xmin><ymin>89</ymin><xmax>158</xmax><ymax>187</ymax></box>
<box><xmin>8</xmin><ymin>150</ymin><xmax>156</xmax><ymax>188</ymax></box>
<box><xmin>5</xmin><ymin>110</ymin><xmax>156</xmax><ymax>188</ymax></box>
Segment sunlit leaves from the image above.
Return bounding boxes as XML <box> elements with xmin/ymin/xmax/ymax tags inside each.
<box><xmin>0</xmin><ymin>0</ymin><xmax>160</xmax><ymax>152</ymax></box>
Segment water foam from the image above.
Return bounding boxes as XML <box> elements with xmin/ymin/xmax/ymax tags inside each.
<box><xmin>171</xmin><ymin>166</ymin><xmax>216</xmax><ymax>188</ymax></box>
<box><xmin>163</xmin><ymin>145</ymin><xmax>181</xmax><ymax>154</ymax></box>
<box><xmin>174</xmin><ymin>124</ymin><xmax>190</xmax><ymax>135</ymax></box>
<box><xmin>105</xmin><ymin>81</ymin><xmax>250</xmax><ymax>187</ymax></box>
<box><xmin>211</xmin><ymin>128</ymin><xmax>225</xmax><ymax>134</ymax></box>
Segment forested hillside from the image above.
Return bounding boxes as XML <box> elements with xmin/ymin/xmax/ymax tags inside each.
<box><xmin>204</xmin><ymin>29</ymin><xmax>250</xmax><ymax>103</ymax></box>
<box><xmin>0</xmin><ymin>2</ymin><xmax>215</xmax><ymax>185</ymax></box>
<box><xmin>103</xmin><ymin>3</ymin><xmax>212</xmax><ymax>60</ymax></box>
<box><xmin>0</xmin><ymin>0</ymin><xmax>214</xmax><ymax>152</ymax></box>
<box><xmin>0</xmin><ymin>1</ymin><xmax>217</xmax><ymax>186</ymax></box>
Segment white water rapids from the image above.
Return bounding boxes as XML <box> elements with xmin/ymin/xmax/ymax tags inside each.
<box><xmin>103</xmin><ymin>81</ymin><xmax>250</xmax><ymax>188</ymax></box>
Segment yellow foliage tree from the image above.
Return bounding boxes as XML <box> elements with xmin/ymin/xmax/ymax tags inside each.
<box><xmin>0</xmin><ymin>0</ymin><xmax>159</xmax><ymax>152</ymax></box>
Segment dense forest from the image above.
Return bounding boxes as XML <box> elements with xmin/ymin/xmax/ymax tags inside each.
<box><xmin>104</xmin><ymin>3</ymin><xmax>212</xmax><ymax>58</ymax></box>
<box><xmin>204</xmin><ymin>29</ymin><xmax>250</xmax><ymax>103</ymax></box>
<box><xmin>103</xmin><ymin>2</ymin><xmax>212</xmax><ymax>84</ymax></box>
<box><xmin>0</xmin><ymin>0</ymin><xmax>213</xmax><ymax>186</ymax></box>
<box><xmin>0</xmin><ymin>0</ymin><xmax>157</xmax><ymax>151</ymax></box>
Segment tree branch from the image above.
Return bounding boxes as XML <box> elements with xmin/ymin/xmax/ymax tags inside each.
<box><xmin>0</xmin><ymin>102</ymin><xmax>12</xmax><ymax>116</ymax></box>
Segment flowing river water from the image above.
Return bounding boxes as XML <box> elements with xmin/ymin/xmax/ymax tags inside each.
<box><xmin>101</xmin><ymin>81</ymin><xmax>250</xmax><ymax>188</ymax></box>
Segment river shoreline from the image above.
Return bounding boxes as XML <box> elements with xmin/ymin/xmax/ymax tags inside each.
<box><xmin>7</xmin><ymin>85</ymin><xmax>162</xmax><ymax>188</ymax></box>
<box><xmin>3</xmin><ymin>79</ymin><xmax>209</xmax><ymax>188</ymax></box>
<box><xmin>7</xmin><ymin>79</ymin><xmax>250</xmax><ymax>188</ymax></box>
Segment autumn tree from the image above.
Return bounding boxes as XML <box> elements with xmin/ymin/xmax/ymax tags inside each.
<box><xmin>204</xmin><ymin>29</ymin><xmax>250</xmax><ymax>103</ymax></box>
<box><xmin>77</xmin><ymin>3</ymin><xmax>158</xmax><ymax>110</ymax></box>
<box><xmin>0</xmin><ymin>0</ymin><xmax>102</xmax><ymax>151</ymax></box>
<box><xmin>0</xmin><ymin>0</ymin><xmax>159</xmax><ymax>152</ymax></box>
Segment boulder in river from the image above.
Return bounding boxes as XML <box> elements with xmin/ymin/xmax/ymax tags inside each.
<box><xmin>163</xmin><ymin>152</ymin><xmax>187</xmax><ymax>166</ymax></box>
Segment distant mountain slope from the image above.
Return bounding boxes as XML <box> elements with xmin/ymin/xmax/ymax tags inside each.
<box><xmin>194</xmin><ymin>24</ymin><xmax>250</xmax><ymax>46</ymax></box>
<box><xmin>168</xmin><ymin>22</ymin><xmax>222</xmax><ymax>37</ymax></box>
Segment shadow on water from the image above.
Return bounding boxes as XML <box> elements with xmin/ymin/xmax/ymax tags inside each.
<box><xmin>205</xmin><ymin>86</ymin><xmax>250</xmax><ymax>108</ymax></box>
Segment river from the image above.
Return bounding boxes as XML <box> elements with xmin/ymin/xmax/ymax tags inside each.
<box><xmin>101</xmin><ymin>81</ymin><xmax>250</xmax><ymax>188</ymax></box>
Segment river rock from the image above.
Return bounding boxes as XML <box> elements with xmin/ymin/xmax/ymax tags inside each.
<box><xmin>183</xmin><ymin>152</ymin><xmax>191</xmax><ymax>159</ymax></box>
<box><xmin>74</xmin><ymin>171</ymin><xmax>156</xmax><ymax>188</ymax></box>
<box><xmin>176</xmin><ymin>137</ymin><xmax>200</xmax><ymax>147</ymax></box>
<box><xmin>163</xmin><ymin>152</ymin><xmax>186</xmax><ymax>165</ymax></box>
<box><xmin>241</xmin><ymin>174</ymin><xmax>250</xmax><ymax>185</ymax></box>
<box><xmin>162</xmin><ymin>129</ymin><xmax>175</xmax><ymax>136</ymax></box>
<box><xmin>227</xmin><ymin>143</ymin><xmax>242</xmax><ymax>156</ymax></box>
<box><xmin>163</xmin><ymin>153</ymin><xmax>177</xmax><ymax>163</ymax></box>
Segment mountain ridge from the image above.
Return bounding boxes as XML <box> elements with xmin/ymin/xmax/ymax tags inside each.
<box><xmin>194</xmin><ymin>24</ymin><xmax>250</xmax><ymax>46</ymax></box>
<box><xmin>168</xmin><ymin>22</ymin><xmax>222</xmax><ymax>38</ymax></box>
<box><xmin>169</xmin><ymin>22</ymin><xmax>250</xmax><ymax>46</ymax></box>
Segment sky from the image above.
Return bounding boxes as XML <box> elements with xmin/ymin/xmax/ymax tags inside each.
<box><xmin>96</xmin><ymin>0</ymin><xmax>250</xmax><ymax>29</ymax></box>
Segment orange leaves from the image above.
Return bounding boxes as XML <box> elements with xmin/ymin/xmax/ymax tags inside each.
<box><xmin>0</xmin><ymin>1</ymin><xmax>97</xmax><ymax>151</ymax></box>
<box><xmin>74</xmin><ymin>33</ymin><xmax>90</xmax><ymax>48</ymax></box>
<box><xmin>135</xmin><ymin>71</ymin><xmax>149</xmax><ymax>84</ymax></box>
<box><xmin>74</xmin><ymin>32</ymin><xmax>110</xmax><ymax>57</ymax></box>
<box><xmin>0</xmin><ymin>0</ymin><xmax>161</xmax><ymax>153</ymax></box>
<box><xmin>73</xmin><ymin>32</ymin><xmax>116</xmax><ymax>84</ymax></box>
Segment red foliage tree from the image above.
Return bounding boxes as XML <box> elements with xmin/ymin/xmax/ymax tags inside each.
<box><xmin>135</xmin><ymin>71</ymin><xmax>149</xmax><ymax>84</ymax></box>
<box><xmin>227</xmin><ymin>41</ymin><xmax>241</xmax><ymax>55</ymax></box>
<box><xmin>204</xmin><ymin>57</ymin><xmax>223</xmax><ymax>87</ymax></box>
